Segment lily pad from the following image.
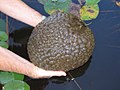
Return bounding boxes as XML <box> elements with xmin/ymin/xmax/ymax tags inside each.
<box><xmin>3</xmin><ymin>80</ymin><xmax>30</xmax><ymax>90</ymax></box>
<box><xmin>86</xmin><ymin>0</ymin><xmax>100</xmax><ymax>5</ymax></box>
<box><xmin>0</xmin><ymin>41</ymin><xmax>8</xmax><ymax>48</ymax></box>
<box><xmin>0</xmin><ymin>19</ymin><xmax>6</xmax><ymax>32</ymax></box>
<box><xmin>44</xmin><ymin>0</ymin><xmax>72</xmax><ymax>14</ymax></box>
<box><xmin>0</xmin><ymin>71</ymin><xmax>24</xmax><ymax>85</ymax></box>
<box><xmin>0</xmin><ymin>72</ymin><xmax>14</xmax><ymax>85</ymax></box>
<box><xmin>0</xmin><ymin>31</ymin><xmax>8</xmax><ymax>41</ymax></box>
<box><xmin>12</xmin><ymin>72</ymin><xmax>24</xmax><ymax>81</ymax></box>
<box><xmin>80</xmin><ymin>4</ymin><xmax>99</xmax><ymax>20</ymax></box>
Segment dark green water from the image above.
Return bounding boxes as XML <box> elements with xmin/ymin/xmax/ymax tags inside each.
<box><xmin>1</xmin><ymin>0</ymin><xmax>120</xmax><ymax>90</ymax></box>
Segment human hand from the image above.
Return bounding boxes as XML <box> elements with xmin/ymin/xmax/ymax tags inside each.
<box><xmin>0</xmin><ymin>0</ymin><xmax>65</xmax><ymax>78</ymax></box>
<box><xmin>31</xmin><ymin>66</ymin><xmax>66</xmax><ymax>78</ymax></box>
<box><xmin>42</xmin><ymin>16</ymin><xmax>46</xmax><ymax>20</ymax></box>
<box><xmin>0</xmin><ymin>46</ymin><xmax>66</xmax><ymax>79</ymax></box>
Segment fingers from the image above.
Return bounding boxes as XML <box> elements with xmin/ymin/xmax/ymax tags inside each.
<box><xmin>32</xmin><ymin>66</ymin><xmax>66</xmax><ymax>78</ymax></box>
<box><xmin>41</xmin><ymin>70</ymin><xmax>66</xmax><ymax>78</ymax></box>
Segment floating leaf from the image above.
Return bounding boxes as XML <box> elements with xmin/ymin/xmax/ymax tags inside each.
<box><xmin>0</xmin><ymin>31</ymin><xmax>8</xmax><ymax>41</ymax></box>
<box><xmin>44</xmin><ymin>0</ymin><xmax>72</xmax><ymax>14</ymax></box>
<box><xmin>80</xmin><ymin>4</ymin><xmax>99</xmax><ymax>20</ymax></box>
<box><xmin>0</xmin><ymin>72</ymin><xmax>14</xmax><ymax>85</ymax></box>
<box><xmin>37</xmin><ymin>0</ymin><xmax>48</xmax><ymax>5</ymax></box>
<box><xmin>3</xmin><ymin>80</ymin><xmax>30</xmax><ymax>90</ymax></box>
<box><xmin>0</xmin><ymin>71</ymin><xmax>24</xmax><ymax>85</ymax></box>
<box><xmin>12</xmin><ymin>72</ymin><xmax>24</xmax><ymax>81</ymax></box>
<box><xmin>0</xmin><ymin>19</ymin><xmax>6</xmax><ymax>32</ymax></box>
<box><xmin>85</xmin><ymin>0</ymin><xmax>100</xmax><ymax>5</ymax></box>
<box><xmin>0</xmin><ymin>41</ymin><xmax>8</xmax><ymax>48</ymax></box>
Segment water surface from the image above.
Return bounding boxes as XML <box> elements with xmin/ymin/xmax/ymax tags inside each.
<box><xmin>2</xmin><ymin>0</ymin><xmax>120</xmax><ymax>90</ymax></box>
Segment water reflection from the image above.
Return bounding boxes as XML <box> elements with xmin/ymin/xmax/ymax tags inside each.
<box><xmin>9</xmin><ymin>26</ymin><xmax>33</xmax><ymax>60</ymax></box>
<box><xmin>50</xmin><ymin>58</ymin><xmax>91</xmax><ymax>84</ymax></box>
<box><xmin>26</xmin><ymin>79</ymin><xmax>48</xmax><ymax>90</ymax></box>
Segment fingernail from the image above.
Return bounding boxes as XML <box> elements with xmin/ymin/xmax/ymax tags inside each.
<box><xmin>62</xmin><ymin>72</ymin><xmax>67</xmax><ymax>76</ymax></box>
<box><xmin>63</xmin><ymin>73</ymin><xmax>66</xmax><ymax>76</ymax></box>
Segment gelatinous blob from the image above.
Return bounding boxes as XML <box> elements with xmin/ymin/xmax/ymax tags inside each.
<box><xmin>27</xmin><ymin>11</ymin><xmax>95</xmax><ymax>71</ymax></box>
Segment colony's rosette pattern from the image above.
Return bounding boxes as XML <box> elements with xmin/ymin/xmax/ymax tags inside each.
<box><xmin>27</xmin><ymin>11</ymin><xmax>95</xmax><ymax>71</ymax></box>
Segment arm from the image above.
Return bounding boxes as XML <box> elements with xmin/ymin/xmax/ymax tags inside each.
<box><xmin>0</xmin><ymin>0</ymin><xmax>66</xmax><ymax>78</ymax></box>
<box><xmin>0</xmin><ymin>0</ymin><xmax>43</xmax><ymax>27</ymax></box>
<box><xmin>0</xmin><ymin>45</ymin><xmax>66</xmax><ymax>78</ymax></box>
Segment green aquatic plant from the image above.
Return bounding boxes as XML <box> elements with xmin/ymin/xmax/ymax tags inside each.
<box><xmin>85</xmin><ymin>0</ymin><xmax>100</xmax><ymax>5</ymax></box>
<box><xmin>79</xmin><ymin>0</ymin><xmax>100</xmax><ymax>20</ymax></box>
<box><xmin>38</xmin><ymin>0</ymin><xmax>100</xmax><ymax>21</ymax></box>
<box><xmin>0</xmin><ymin>18</ymin><xmax>30</xmax><ymax>90</ymax></box>
<box><xmin>44</xmin><ymin>0</ymin><xmax>72</xmax><ymax>14</ymax></box>
<box><xmin>3</xmin><ymin>80</ymin><xmax>30</xmax><ymax>90</ymax></box>
<box><xmin>0</xmin><ymin>19</ymin><xmax>8</xmax><ymax>48</ymax></box>
<box><xmin>0</xmin><ymin>41</ymin><xmax>8</xmax><ymax>48</ymax></box>
<box><xmin>0</xmin><ymin>31</ymin><xmax>8</xmax><ymax>42</ymax></box>
<box><xmin>80</xmin><ymin>4</ymin><xmax>99</xmax><ymax>20</ymax></box>
<box><xmin>0</xmin><ymin>71</ymin><xmax>24</xmax><ymax>85</ymax></box>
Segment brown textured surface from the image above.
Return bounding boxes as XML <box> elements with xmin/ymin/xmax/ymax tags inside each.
<box><xmin>27</xmin><ymin>11</ymin><xmax>95</xmax><ymax>71</ymax></box>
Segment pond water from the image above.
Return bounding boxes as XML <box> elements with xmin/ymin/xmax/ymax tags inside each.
<box><xmin>1</xmin><ymin>0</ymin><xmax>120</xmax><ymax>90</ymax></box>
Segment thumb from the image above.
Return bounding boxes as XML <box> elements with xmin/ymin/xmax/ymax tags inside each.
<box><xmin>31</xmin><ymin>66</ymin><xmax>66</xmax><ymax>78</ymax></box>
<box><xmin>41</xmin><ymin>70</ymin><xmax>67</xmax><ymax>78</ymax></box>
<box><xmin>42</xmin><ymin>16</ymin><xmax>46</xmax><ymax>20</ymax></box>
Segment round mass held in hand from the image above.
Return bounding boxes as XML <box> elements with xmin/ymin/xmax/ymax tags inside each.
<box><xmin>27</xmin><ymin>11</ymin><xmax>95</xmax><ymax>72</ymax></box>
